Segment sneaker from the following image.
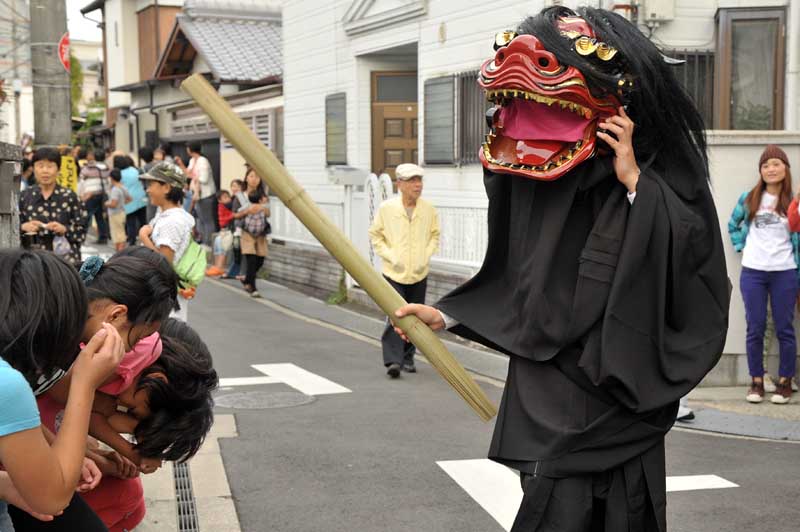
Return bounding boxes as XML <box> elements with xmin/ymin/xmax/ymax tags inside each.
<box><xmin>746</xmin><ymin>379</ymin><xmax>764</xmax><ymax>403</ymax></box>
<box><xmin>250</xmin><ymin>290</ymin><xmax>262</xmax><ymax>298</ymax></box>
<box><xmin>763</xmin><ymin>373</ymin><xmax>777</xmax><ymax>393</ymax></box>
<box><xmin>792</xmin><ymin>378</ymin><xmax>798</xmax><ymax>392</ymax></box>
<box><xmin>676</xmin><ymin>405</ymin><xmax>695</xmax><ymax>422</ymax></box>
<box><xmin>770</xmin><ymin>379</ymin><xmax>792</xmax><ymax>404</ymax></box>
<box><xmin>402</xmin><ymin>364</ymin><xmax>417</xmax><ymax>373</ymax></box>
<box><xmin>386</xmin><ymin>363</ymin><xmax>401</xmax><ymax>379</ymax></box>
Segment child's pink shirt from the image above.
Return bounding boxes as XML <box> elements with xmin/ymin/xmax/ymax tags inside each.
<box><xmin>98</xmin><ymin>333</ymin><xmax>162</xmax><ymax>395</ymax></box>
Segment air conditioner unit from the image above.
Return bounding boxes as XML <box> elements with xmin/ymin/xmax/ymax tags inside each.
<box><xmin>643</xmin><ymin>0</ymin><xmax>675</xmax><ymax>22</ymax></box>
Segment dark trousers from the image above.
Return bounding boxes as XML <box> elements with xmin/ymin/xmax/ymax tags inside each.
<box><xmin>196</xmin><ymin>195</ymin><xmax>217</xmax><ymax>246</ymax></box>
<box><xmin>84</xmin><ymin>194</ymin><xmax>109</xmax><ymax>241</ymax></box>
<box><xmin>740</xmin><ymin>267</ymin><xmax>798</xmax><ymax>378</ymax></box>
<box><xmin>243</xmin><ymin>254</ymin><xmax>265</xmax><ymax>288</ymax></box>
<box><xmin>8</xmin><ymin>494</ymin><xmax>108</xmax><ymax>531</ymax></box>
<box><xmin>381</xmin><ymin>276</ymin><xmax>427</xmax><ymax>367</ymax></box>
<box><xmin>125</xmin><ymin>207</ymin><xmax>148</xmax><ymax>246</ymax></box>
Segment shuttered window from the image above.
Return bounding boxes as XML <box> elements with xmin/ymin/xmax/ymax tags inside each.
<box><xmin>325</xmin><ymin>93</ymin><xmax>347</xmax><ymax>165</ymax></box>
<box><xmin>423</xmin><ymin>76</ymin><xmax>455</xmax><ymax>164</ymax></box>
<box><xmin>457</xmin><ymin>70</ymin><xmax>491</xmax><ymax>165</ymax></box>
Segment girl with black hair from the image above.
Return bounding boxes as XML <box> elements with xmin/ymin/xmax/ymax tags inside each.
<box><xmin>8</xmin><ymin>249</ymin><xmax>177</xmax><ymax>531</ymax></box>
<box><xmin>114</xmin><ymin>155</ymin><xmax>148</xmax><ymax>246</ymax></box>
<box><xmin>0</xmin><ymin>249</ymin><xmax>124</xmax><ymax>531</ymax></box>
<box><xmin>232</xmin><ymin>167</ymin><xmax>270</xmax><ymax>297</ymax></box>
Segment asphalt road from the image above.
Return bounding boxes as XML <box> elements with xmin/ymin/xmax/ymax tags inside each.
<box><xmin>189</xmin><ymin>280</ymin><xmax>800</xmax><ymax>532</ymax></box>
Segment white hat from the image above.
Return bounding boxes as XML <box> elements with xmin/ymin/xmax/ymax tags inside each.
<box><xmin>395</xmin><ymin>163</ymin><xmax>424</xmax><ymax>181</ymax></box>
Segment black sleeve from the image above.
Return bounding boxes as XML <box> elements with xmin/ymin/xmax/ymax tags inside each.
<box><xmin>582</xmin><ymin>171</ymin><xmax>730</xmax><ymax>413</ymax></box>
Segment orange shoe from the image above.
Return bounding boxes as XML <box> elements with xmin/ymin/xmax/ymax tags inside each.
<box><xmin>205</xmin><ymin>266</ymin><xmax>225</xmax><ymax>277</ymax></box>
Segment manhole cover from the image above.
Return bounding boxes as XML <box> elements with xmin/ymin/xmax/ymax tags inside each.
<box><xmin>214</xmin><ymin>391</ymin><xmax>316</xmax><ymax>409</ymax></box>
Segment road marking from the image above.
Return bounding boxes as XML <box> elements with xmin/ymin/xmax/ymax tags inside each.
<box><xmin>252</xmin><ymin>363</ymin><xmax>351</xmax><ymax>395</ymax></box>
<box><xmin>437</xmin><ymin>459</ymin><xmax>739</xmax><ymax>532</ymax></box>
<box><xmin>665</xmin><ymin>474</ymin><xmax>739</xmax><ymax>492</ymax></box>
<box><xmin>438</xmin><ymin>459</ymin><xmax>521</xmax><ymax>531</ymax></box>
<box><xmin>219</xmin><ymin>376</ymin><xmax>280</xmax><ymax>387</ymax></box>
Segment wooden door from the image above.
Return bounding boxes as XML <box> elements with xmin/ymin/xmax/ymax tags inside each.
<box><xmin>371</xmin><ymin>72</ymin><xmax>418</xmax><ymax>178</ymax></box>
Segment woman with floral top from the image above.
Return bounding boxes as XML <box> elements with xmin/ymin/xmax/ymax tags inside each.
<box><xmin>19</xmin><ymin>147</ymin><xmax>87</xmax><ymax>266</ymax></box>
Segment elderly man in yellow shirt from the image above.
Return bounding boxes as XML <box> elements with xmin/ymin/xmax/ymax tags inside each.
<box><xmin>369</xmin><ymin>163</ymin><xmax>441</xmax><ymax>378</ymax></box>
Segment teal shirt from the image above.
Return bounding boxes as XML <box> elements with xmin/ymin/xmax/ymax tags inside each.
<box><xmin>727</xmin><ymin>191</ymin><xmax>800</xmax><ymax>278</ymax></box>
<box><xmin>0</xmin><ymin>358</ymin><xmax>40</xmax><ymax>437</ymax></box>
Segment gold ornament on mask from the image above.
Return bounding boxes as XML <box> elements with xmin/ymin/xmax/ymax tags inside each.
<box><xmin>574</xmin><ymin>36</ymin><xmax>597</xmax><ymax>55</ymax></box>
<box><xmin>595</xmin><ymin>42</ymin><xmax>618</xmax><ymax>61</ymax></box>
<box><xmin>494</xmin><ymin>30</ymin><xmax>517</xmax><ymax>50</ymax></box>
<box><xmin>573</xmin><ymin>36</ymin><xmax>618</xmax><ymax>61</ymax></box>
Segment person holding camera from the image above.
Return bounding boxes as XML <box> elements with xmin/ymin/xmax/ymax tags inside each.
<box><xmin>19</xmin><ymin>148</ymin><xmax>87</xmax><ymax>266</ymax></box>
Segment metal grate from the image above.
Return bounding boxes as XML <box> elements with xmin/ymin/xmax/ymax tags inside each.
<box><xmin>457</xmin><ymin>70</ymin><xmax>491</xmax><ymax>165</ymax></box>
<box><xmin>174</xmin><ymin>462</ymin><xmax>200</xmax><ymax>532</ymax></box>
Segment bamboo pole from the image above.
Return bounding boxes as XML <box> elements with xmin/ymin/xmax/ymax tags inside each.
<box><xmin>181</xmin><ymin>74</ymin><xmax>497</xmax><ymax>421</ymax></box>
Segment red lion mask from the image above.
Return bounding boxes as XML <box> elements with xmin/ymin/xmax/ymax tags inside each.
<box><xmin>479</xmin><ymin>17</ymin><xmax>625</xmax><ymax>181</ymax></box>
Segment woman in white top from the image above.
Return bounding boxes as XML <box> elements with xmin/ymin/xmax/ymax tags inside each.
<box><xmin>138</xmin><ymin>162</ymin><xmax>196</xmax><ymax>322</ymax></box>
<box><xmin>728</xmin><ymin>145</ymin><xmax>797</xmax><ymax>405</ymax></box>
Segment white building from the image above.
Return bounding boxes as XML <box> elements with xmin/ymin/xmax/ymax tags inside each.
<box><xmin>279</xmin><ymin>0</ymin><xmax>800</xmax><ymax>385</ymax></box>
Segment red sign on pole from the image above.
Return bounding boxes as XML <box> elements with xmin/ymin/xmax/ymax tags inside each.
<box><xmin>58</xmin><ymin>32</ymin><xmax>70</xmax><ymax>73</ymax></box>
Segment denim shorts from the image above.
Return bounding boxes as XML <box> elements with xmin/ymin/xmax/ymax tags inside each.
<box><xmin>0</xmin><ymin>501</ymin><xmax>15</xmax><ymax>532</ymax></box>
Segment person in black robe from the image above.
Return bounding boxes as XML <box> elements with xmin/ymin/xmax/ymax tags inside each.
<box><xmin>394</xmin><ymin>7</ymin><xmax>729</xmax><ymax>531</ymax></box>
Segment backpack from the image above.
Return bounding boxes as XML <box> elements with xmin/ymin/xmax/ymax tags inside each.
<box><xmin>174</xmin><ymin>238</ymin><xmax>207</xmax><ymax>289</ymax></box>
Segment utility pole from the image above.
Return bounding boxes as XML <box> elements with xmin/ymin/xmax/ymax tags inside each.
<box><xmin>12</xmin><ymin>3</ymin><xmax>21</xmax><ymax>144</ymax></box>
<box><xmin>29</xmin><ymin>0</ymin><xmax>71</xmax><ymax>147</ymax></box>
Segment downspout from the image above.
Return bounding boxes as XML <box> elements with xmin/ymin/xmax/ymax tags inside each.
<box><xmin>787</xmin><ymin>1</ymin><xmax>799</xmax><ymax>129</ymax></box>
<box><xmin>151</xmin><ymin>1</ymin><xmax>161</xmax><ymax>144</ymax></box>
<box><xmin>149</xmin><ymin>81</ymin><xmax>159</xmax><ymax>145</ymax></box>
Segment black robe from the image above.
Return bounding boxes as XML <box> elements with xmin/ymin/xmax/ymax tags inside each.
<box><xmin>436</xmin><ymin>155</ymin><xmax>729</xmax><ymax>530</ymax></box>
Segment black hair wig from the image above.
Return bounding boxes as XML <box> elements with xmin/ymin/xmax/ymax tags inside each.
<box><xmin>84</xmin><ymin>249</ymin><xmax>179</xmax><ymax>325</ymax></box>
<box><xmin>132</xmin><ymin>318</ymin><xmax>218</xmax><ymax>462</ymax></box>
<box><xmin>32</xmin><ymin>147</ymin><xmax>62</xmax><ymax>168</ymax></box>
<box><xmin>518</xmin><ymin>7</ymin><xmax>708</xmax><ymax>179</ymax></box>
<box><xmin>0</xmin><ymin>249</ymin><xmax>88</xmax><ymax>385</ymax></box>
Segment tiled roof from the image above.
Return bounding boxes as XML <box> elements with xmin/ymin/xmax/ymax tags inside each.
<box><xmin>178</xmin><ymin>13</ymin><xmax>282</xmax><ymax>83</ymax></box>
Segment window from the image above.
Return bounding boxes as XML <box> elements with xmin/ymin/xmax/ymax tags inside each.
<box><xmin>273</xmin><ymin>107</ymin><xmax>284</xmax><ymax>162</ymax></box>
<box><xmin>325</xmin><ymin>93</ymin><xmax>347</xmax><ymax>165</ymax></box>
<box><xmin>667</xmin><ymin>50</ymin><xmax>715</xmax><ymax>127</ymax></box>
<box><xmin>424</xmin><ymin>71</ymin><xmax>493</xmax><ymax>166</ymax></box>
<box><xmin>375</xmin><ymin>73</ymin><xmax>417</xmax><ymax>102</ymax></box>
<box><xmin>714</xmin><ymin>8</ymin><xmax>786</xmax><ymax>129</ymax></box>
<box><xmin>423</xmin><ymin>76</ymin><xmax>454</xmax><ymax>164</ymax></box>
<box><xmin>457</xmin><ymin>70</ymin><xmax>492</xmax><ymax>165</ymax></box>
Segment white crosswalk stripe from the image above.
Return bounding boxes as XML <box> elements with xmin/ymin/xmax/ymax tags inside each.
<box><xmin>221</xmin><ymin>363</ymin><xmax>352</xmax><ymax>395</ymax></box>
<box><xmin>437</xmin><ymin>459</ymin><xmax>739</xmax><ymax>532</ymax></box>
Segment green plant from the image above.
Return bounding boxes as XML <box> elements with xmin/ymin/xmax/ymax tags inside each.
<box><xmin>70</xmin><ymin>53</ymin><xmax>84</xmax><ymax>116</ymax></box>
<box><xmin>326</xmin><ymin>269</ymin><xmax>348</xmax><ymax>305</ymax></box>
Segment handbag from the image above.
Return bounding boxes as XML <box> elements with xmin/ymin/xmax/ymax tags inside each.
<box><xmin>174</xmin><ymin>237</ymin><xmax>207</xmax><ymax>289</ymax></box>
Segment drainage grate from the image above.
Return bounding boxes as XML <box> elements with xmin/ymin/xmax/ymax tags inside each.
<box><xmin>174</xmin><ymin>462</ymin><xmax>200</xmax><ymax>532</ymax></box>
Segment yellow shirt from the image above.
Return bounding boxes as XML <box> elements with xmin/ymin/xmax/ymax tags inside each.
<box><xmin>368</xmin><ymin>196</ymin><xmax>440</xmax><ymax>285</ymax></box>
